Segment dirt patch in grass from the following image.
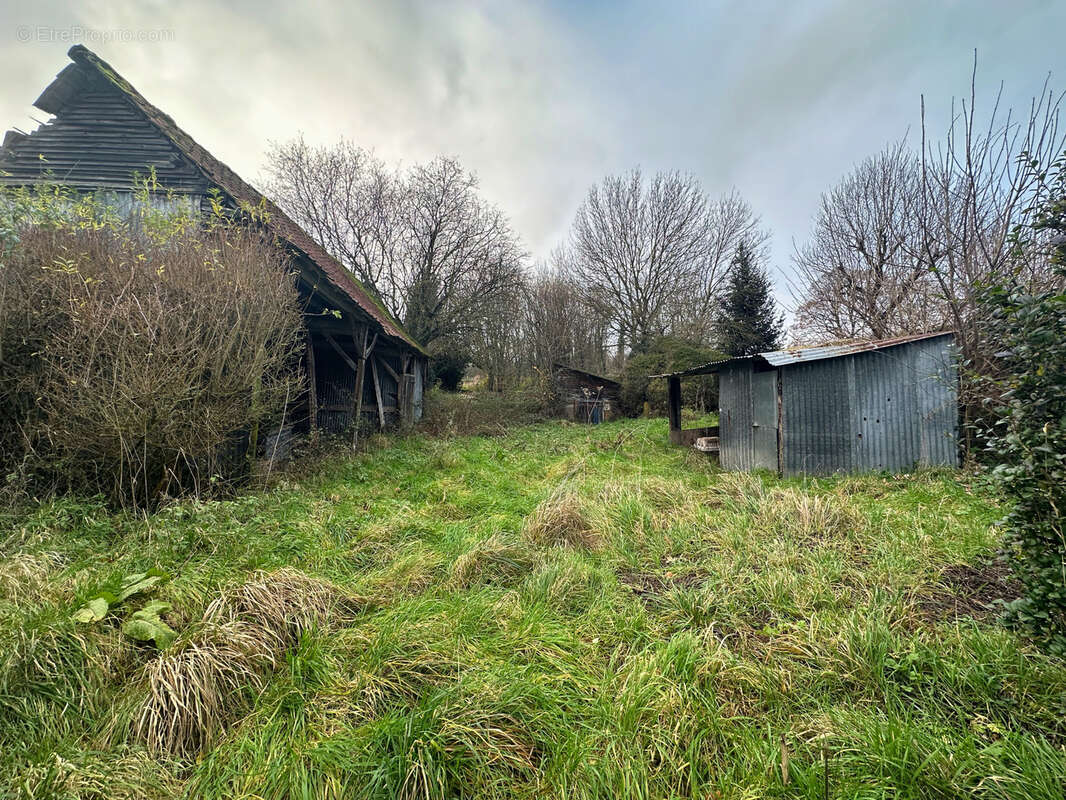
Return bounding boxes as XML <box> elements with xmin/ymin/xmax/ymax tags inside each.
<box><xmin>619</xmin><ymin>568</ymin><xmax>708</xmax><ymax>604</ymax></box>
<box><xmin>918</xmin><ymin>559</ymin><xmax>1020</xmax><ymax>623</ymax></box>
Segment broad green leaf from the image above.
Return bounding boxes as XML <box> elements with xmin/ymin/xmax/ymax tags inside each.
<box><xmin>72</xmin><ymin>596</ymin><xmax>109</xmax><ymax>623</ymax></box>
<box><xmin>117</xmin><ymin>571</ymin><xmax>166</xmax><ymax>602</ymax></box>
<box><xmin>122</xmin><ymin>602</ymin><xmax>177</xmax><ymax>649</ymax></box>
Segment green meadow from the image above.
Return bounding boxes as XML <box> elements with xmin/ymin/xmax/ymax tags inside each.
<box><xmin>2</xmin><ymin>417</ymin><xmax>1064</xmax><ymax>799</ymax></box>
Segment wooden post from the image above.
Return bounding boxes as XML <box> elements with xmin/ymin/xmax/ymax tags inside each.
<box><xmin>306</xmin><ymin>331</ymin><xmax>318</xmax><ymax>439</ymax></box>
<box><xmin>399</xmin><ymin>354</ymin><xmax>413</xmax><ymax>425</ymax></box>
<box><xmin>370</xmin><ymin>356</ymin><xmax>386</xmax><ymax>430</ymax></box>
<box><xmin>667</xmin><ymin>376</ymin><xmax>682</xmax><ymax>445</ymax></box>
<box><xmin>352</xmin><ymin>325</ymin><xmax>368</xmax><ymax>448</ymax></box>
<box><xmin>324</xmin><ymin>326</ymin><xmax>379</xmax><ymax>447</ymax></box>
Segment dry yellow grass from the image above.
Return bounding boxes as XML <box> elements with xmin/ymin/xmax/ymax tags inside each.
<box><xmin>754</xmin><ymin>487</ymin><xmax>866</xmax><ymax>544</ymax></box>
<box><xmin>522</xmin><ymin>490</ymin><xmax>600</xmax><ymax>549</ymax></box>
<box><xmin>133</xmin><ymin>569</ymin><xmax>353</xmax><ymax>759</ymax></box>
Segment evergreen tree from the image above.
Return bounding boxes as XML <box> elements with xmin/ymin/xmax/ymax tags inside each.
<box><xmin>715</xmin><ymin>242</ymin><xmax>785</xmax><ymax>356</ymax></box>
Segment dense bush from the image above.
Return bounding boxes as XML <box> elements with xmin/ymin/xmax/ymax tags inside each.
<box><xmin>428</xmin><ymin>343</ymin><xmax>469</xmax><ymax>392</ymax></box>
<box><xmin>418</xmin><ymin>387</ymin><xmax>546</xmax><ymax>436</ymax></box>
<box><xmin>618</xmin><ymin>336</ymin><xmax>722</xmax><ymax>416</ymax></box>
<box><xmin>982</xmin><ymin>163</ymin><xmax>1066</xmax><ymax>654</ymax></box>
<box><xmin>0</xmin><ymin>186</ymin><xmax>304</xmax><ymax>506</ymax></box>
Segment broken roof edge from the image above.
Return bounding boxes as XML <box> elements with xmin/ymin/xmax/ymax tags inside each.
<box><xmin>46</xmin><ymin>45</ymin><xmax>426</xmax><ymax>357</ymax></box>
<box><xmin>651</xmin><ymin>331</ymin><xmax>956</xmax><ymax>379</ymax></box>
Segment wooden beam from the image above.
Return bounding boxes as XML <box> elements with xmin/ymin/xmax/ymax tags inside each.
<box><xmin>667</xmin><ymin>376</ymin><xmax>683</xmax><ymax>444</ymax></box>
<box><xmin>352</xmin><ymin>325</ymin><xmax>368</xmax><ymax>448</ymax></box>
<box><xmin>377</xmin><ymin>355</ymin><xmax>400</xmax><ymax>383</ymax></box>
<box><xmin>370</xmin><ymin>356</ymin><xmax>386</xmax><ymax>430</ymax></box>
<box><xmin>306</xmin><ymin>331</ymin><xmax>318</xmax><ymax>438</ymax></box>
<box><xmin>323</xmin><ymin>333</ymin><xmax>359</xmax><ymax>373</ymax></box>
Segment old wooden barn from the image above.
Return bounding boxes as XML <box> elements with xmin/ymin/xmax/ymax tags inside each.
<box><xmin>0</xmin><ymin>45</ymin><xmax>427</xmax><ymax>439</ymax></box>
<box><xmin>658</xmin><ymin>332</ymin><xmax>959</xmax><ymax>476</ymax></box>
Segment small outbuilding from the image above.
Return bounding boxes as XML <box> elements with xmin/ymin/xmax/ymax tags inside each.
<box><xmin>551</xmin><ymin>364</ymin><xmax>622</xmax><ymax>424</ymax></box>
<box><xmin>656</xmin><ymin>332</ymin><xmax>959</xmax><ymax>475</ymax></box>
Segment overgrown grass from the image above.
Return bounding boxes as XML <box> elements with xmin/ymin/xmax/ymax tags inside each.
<box><xmin>1</xmin><ymin>417</ymin><xmax>1063</xmax><ymax>798</ymax></box>
<box><xmin>418</xmin><ymin>388</ymin><xmax>548</xmax><ymax>437</ymax></box>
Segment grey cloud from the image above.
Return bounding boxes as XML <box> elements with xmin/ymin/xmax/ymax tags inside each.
<box><xmin>0</xmin><ymin>0</ymin><xmax>1061</xmax><ymax>297</ymax></box>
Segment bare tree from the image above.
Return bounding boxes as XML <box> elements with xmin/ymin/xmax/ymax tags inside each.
<box><xmin>468</xmin><ymin>274</ymin><xmax>527</xmax><ymax>392</ymax></box>
<box><xmin>522</xmin><ymin>256</ymin><xmax>610</xmax><ymax>375</ymax></box>
<box><xmin>265</xmin><ymin>140</ymin><xmax>526</xmax><ymax>352</ymax></box>
<box><xmin>914</xmin><ymin>62</ymin><xmax>1065</xmax><ymax>447</ymax></box>
<box><xmin>264</xmin><ymin>137</ymin><xmax>402</xmax><ymax>300</ymax></box>
<box><xmin>917</xmin><ymin>62</ymin><xmax>1065</xmax><ymax>379</ymax></box>
<box><xmin>792</xmin><ymin>61</ymin><xmax>1064</xmax><ymax>354</ymax></box>
<box><xmin>400</xmin><ymin>157</ymin><xmax>526</xmax><ymax>347</ymax></box>
<box><xmin>567</xmin><ymin>169</ymin><xmax>761</xmax><ymax>355</ymax></box>
<box><xmin>791</xmin><ymin>141</ymin><xmax>945</xmax><ymax>342</ymax></box>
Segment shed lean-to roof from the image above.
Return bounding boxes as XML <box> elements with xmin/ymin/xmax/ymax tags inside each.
<box><xmin>652</xmin><ymin>331</ymin><xmax>955</xmax><ymax>378</ymax></box>
<box><xmin>551</xmin><ymin>363</ymin><xmax>622</xmax><ymax>389</ymax></box>
<box><xmin>7</xmin><ymin>45</ymin><xmax>425</xmax><ymax>355</ymax></box>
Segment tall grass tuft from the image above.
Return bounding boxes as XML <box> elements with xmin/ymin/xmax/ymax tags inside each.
<box><xmin>523</xmin><ymin>489</ymin><xmax>599</xmax><ymax>549</ymax></box>
<box><xmin>133</xmin><ymin>568</ymin><xmax>354</xmax><ymax>759</ymax></box>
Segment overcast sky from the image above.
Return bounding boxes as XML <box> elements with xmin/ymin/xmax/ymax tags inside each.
<box><xmin>2</xmin><ymin>0</ymin><xmax>1063</xmax><ymax>309</ymax></box>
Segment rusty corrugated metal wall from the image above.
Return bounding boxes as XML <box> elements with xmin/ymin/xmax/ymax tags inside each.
<box><xmin>781</xmin><ymin>356</ymin><xmax>856</xmax><ymax>474</ymax></box>
<box><xmin>718</xmin><ymin>361</ymin><xmax>754</xmax><ymax>471</ymax></box>
<box><xmin>718</xmin><ymin>335</ymin><xmax>958</xmax><ymax>475</ymax></box>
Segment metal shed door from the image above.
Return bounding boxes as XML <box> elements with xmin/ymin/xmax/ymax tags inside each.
<box><xmin>751</xmin><ymin>370</ymin><xmax>778</xmax><ymax>471</ymax></box>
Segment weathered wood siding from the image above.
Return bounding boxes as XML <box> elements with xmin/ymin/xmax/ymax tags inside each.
<box><xmin>551</xmin><ymin>366</ymin><xmax>622</xmax><ymax>421</ymax></box>
<box><xmin>0</xmin><ymin>78</ymin><xmax>209</xmax><ymax>193</ymax></box>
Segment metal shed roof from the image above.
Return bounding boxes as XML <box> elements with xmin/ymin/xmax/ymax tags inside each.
<box><xmin>653</xmin><ymin>331</ymin><xmax>955</xmax><ymax>378</ymax></box>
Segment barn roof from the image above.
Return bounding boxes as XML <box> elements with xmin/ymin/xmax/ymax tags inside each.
<box><xmin>4</xmin><ymin>45</ymin><xmax>425</xmax><ymax>355</ymax></box>
<box><xmin>653</xmin><ymin>331</ymin><xmax>955</xmax><ymax>378</ymax></box>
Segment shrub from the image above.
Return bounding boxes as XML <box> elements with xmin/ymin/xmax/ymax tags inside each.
<box><xmin>418</xmin><ymin>388</ymin><xmax>545</xmax><ymax>436</ymax></box>
<box><xmin>0</xmin><ymin>185</ymin><xmax>304</xmax><ymax>506</ymax></box>
<box><xmin>619</xmin><ymin>336</ymin><xmax>722</xmax><ymax>416</ymax></box>
<box><xmin>429</xmin><ymin>343</ymin><xmax>469</xmax><ymax>391</ymax></box>
<box><xmin>981</xmin><ymin>162</ymin><xmax>1066</xmax><ymax>654</ymax></box>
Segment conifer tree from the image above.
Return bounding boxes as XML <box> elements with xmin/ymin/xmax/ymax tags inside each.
<box><xmin>715</xmin><ymin>242</ymin><xmax>785</xmax><ymax>356</ymax></box>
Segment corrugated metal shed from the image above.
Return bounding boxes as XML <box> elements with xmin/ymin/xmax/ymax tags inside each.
<box><xmin>717</xmin><ymin>362</ymin><xmax>754</xmax><ymax>471</ymax></box>
<box><xmin>660</xmin><ymin>332</ymin><xmax>959</xmax><ymax>476</ymax></box>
